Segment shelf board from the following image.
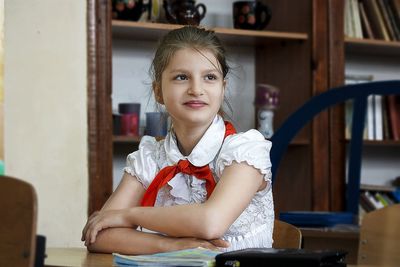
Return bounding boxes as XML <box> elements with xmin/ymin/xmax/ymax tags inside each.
<box><xmin>360</xmin><ymin>184</ymin><xmax>396</xmax><ymax>192</ymax></box>
<box><xmin>345</xmin><ymin>37</ymin><xmax>400</xmax><ymax>56</ymax></box>
<box><xmin>112</xmin><ymin>20</ymin><xmax>308</xmax><ymax>46</ymax></box>
<box><xmin>344</xmin><ymin>139</ymin><xmax>400</xmax><ymax>146</ymax></box>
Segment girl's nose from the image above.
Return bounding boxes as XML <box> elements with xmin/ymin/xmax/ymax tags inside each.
<box><xmin>187</xmin><ymin>79</ymin><xmax>204</xmax><ymax>96</ymax></box>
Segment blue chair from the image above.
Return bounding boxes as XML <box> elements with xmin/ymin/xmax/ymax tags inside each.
<box><xmin>270</xmin><ymin>80</ymin><xmax>400</xmax><ymax>226</ymax></box>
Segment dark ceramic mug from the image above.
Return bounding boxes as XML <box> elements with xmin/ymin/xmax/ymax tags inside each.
<box><xmin>233</xmin><ymin>1</ymin><xmax>271</xmax><ymax>30</ymax></box>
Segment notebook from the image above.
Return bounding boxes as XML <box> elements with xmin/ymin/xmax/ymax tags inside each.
<box><xmin>215</xmin><ymin>248</ymin><xmax>347</xmax><ymax>267</ymax></box>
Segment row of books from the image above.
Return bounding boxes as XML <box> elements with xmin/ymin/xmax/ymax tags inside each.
<box><xmin>359</xmin><ymin>185</ymin><xmax>400</xmax><ymax>213</ymax></box>
<box><xmin>345</xmin><ymin>0</ymin><xmax>400</xmax><ymax>41</ymax></box>
<box><xmin>345</xmin><ymin>74</ymin><xmax>400</xmax><ymax>141</ymax></box>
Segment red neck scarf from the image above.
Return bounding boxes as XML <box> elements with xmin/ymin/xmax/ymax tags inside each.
<box><xmin>141</xmin><ymin>121</ymin><xmax>236</xmax><ymax>207</ymax></box>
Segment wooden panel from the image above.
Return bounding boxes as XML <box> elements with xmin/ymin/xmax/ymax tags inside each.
<box><xmin>262</xmin><ymin>0</ymin><xmax>311</xmax><ymax>33</ymax></box>
<box><xmin>328</xmin><ymin>0</ymin><xmax>346</xmax><ymax>211</ymax></box>
<box><xmin>311</xmin><ymin>0</ymin><xmax>330</xmax><ymax>211</ymax></box>
<box><xmin>256</xmin><ymin>41</ymin><xmax>311</xmax><ymax>141</ymax></box>
<box><xmin>301</xmin><ymin>228</ymin><xmax>359</xmax><ymax>264</ymax></box>
<box><xmin>273</xmin><ymin>146</ymin><xmax>312</xmax><ymax>212</ymax></box>
<box><xmin>257</xmin><ymin>0</ymin><xmax>313</xmax><ymax>212</ymax></box>
<box><xmin>358</xmin><ymin>205</ymin><xmax>400</xmax><ymax>266</ymax></box>
<box><xmin>87</xmin><ymin>0</ymin><xmax>113</xmax><ymax>215</ymax></box>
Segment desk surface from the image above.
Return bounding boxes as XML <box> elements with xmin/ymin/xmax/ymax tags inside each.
<box><xmin>45</xmin><ymin>248</ymin><xmax>112</xmax><ymax>267</ymax></box>
<box><xmin>44</xmin><ymin>247</ymin><xmax>377</xmax><ymax>267</ymax></box>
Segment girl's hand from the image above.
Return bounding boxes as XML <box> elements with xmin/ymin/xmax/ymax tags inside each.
<box><xmin>81</xmin><ymin>209</ymin><xmax>134</xmax><ymax>246</ymax></box>
<box><xmin>166</xmin><ymin>237</ymin><xmax>230</xmax><ymax>251</ymax></box>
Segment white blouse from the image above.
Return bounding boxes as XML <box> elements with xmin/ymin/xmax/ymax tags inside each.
<box><xmin>124</xmin><ymin>115</ymin><xmax>275</xmax><ymax>251</ymax></box>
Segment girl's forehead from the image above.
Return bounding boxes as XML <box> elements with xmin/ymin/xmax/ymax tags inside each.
<box><xmin>167</xmin><ymin>48</ymin><xmax>220</xmax><ymax>68</ymax></box>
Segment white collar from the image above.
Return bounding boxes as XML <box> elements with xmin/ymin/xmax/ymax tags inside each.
<box><xmin>164</xmin><ymin>115</ymin><xmax>226</xmax><ymax>167</ymax></box>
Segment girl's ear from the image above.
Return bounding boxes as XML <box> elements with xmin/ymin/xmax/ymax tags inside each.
<box><xmin>153</xmin><ymin>82</ymin><xmax>164</xmax><ymax>104</ymax></box>
<box><xmin>223</xmin><ymin>79</ymin><xmax>227</xmax><ymax>93</ymax></box>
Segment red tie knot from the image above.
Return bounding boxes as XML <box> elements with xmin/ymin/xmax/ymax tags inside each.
<box><xmin>177</xmin><ymin>160</ymin><xmax>190</xmax><ymax>172</ymax></box>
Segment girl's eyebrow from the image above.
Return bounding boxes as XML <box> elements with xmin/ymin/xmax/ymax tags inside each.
<box><xmin>169</xmin><ymin>68</ymin><xmax>221</xmax><ymax>73</ymax></box>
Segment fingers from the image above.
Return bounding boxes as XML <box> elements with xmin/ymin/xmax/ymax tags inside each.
<box><xmin>81</xmin><ymin>211</ymin><xmax>104</xmax><ymax>245</ymax></box>
<box><xmin>209</xmin><ymin>238</ymin><xmax>230</xmax><ymax>248</ymax></box>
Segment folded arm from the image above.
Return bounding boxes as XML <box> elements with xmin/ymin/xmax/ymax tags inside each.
<box><xmin>125</xmin><ymin>162</ymin><xmax>265</xmax><ymax>239</ymax></box>
<box><xmin>82</xmin><ymin>162</ymin><xmax>265</xmax><ymax>249</ymax></box>
<box><xmin>82</xmin><ymin>172</ymin><xmax>230</xmax><ymax>253</ymax></box>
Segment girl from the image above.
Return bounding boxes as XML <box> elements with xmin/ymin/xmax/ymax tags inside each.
<box><xmin>81</xmin><ymin>26</ymin><xmax>274</xmax><ymax>255</ymax></box>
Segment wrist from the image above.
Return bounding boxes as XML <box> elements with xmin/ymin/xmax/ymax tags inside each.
<box><xmin>126</xmin><ymin>207</ymin><xmax>138</xmax><ymax>227</ymax></box>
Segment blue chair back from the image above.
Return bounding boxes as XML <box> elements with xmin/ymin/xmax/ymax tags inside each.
<box><xmin>270</xmin><ymin>80</ymin><xmax>400</xmax><ymax>215</ymax></box>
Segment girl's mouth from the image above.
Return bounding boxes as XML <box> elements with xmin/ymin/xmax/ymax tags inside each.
<box><xmin>183</xmin><ymin>100</ymin><xmax>207</xmax><ymax>108</ymax></box>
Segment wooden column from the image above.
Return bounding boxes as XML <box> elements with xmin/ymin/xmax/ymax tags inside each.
<box><xmin>311</xmin><ymin>0</ymin><xmax>330</xmax><ymax>210</ymax></box>
<box><xmin>87</xmin><ymin>0</ymin><xmax>113</xmax><ymax>215</ymax></box>
<box><xmin>328</xmin><ymin>0</ymin><xmax>346</xmax><ymax>211</ymax></box>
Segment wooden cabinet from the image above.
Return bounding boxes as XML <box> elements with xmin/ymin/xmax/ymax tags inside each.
<box><xmin>87</xmin><ymin>0</ymin><xmax>347</xmax><ymax>215</ymax></box>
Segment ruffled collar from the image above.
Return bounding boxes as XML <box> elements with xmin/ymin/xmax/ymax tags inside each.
<box><xmin>164</xmin><ymin>115</ymin><xmax>226</xmax><ymax>167</ymax></box>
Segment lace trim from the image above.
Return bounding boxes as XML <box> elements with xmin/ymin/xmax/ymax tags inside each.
<box><xmin>221</xmin><ymin>223</ymin><xmax>273</xmax><ymax>252</ymax></box>
<box><xmin>219</xmin><ymin>158</ymin><xmax>272</xmax><ymax>188</ymax></box>
<box><xmin>123</xmin><ymin>167</ymin><xmax>147</xmax><ymax>188</ymax></box>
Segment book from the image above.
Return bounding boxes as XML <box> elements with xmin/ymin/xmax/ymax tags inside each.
<box><xmin>353</xmin><ymin>0</ymin><xmax>364</xmax><ymax>38</ymax></box>
<box><xmin>383</xmin><ymin>0</ymin><xmax>400</xmax><ymax>40</ymax></box>
<box><xmin>367</xmin><ymin>95</ymin><xmax>375</xmax><ymax>140</ymax></box>
<box><xmin>360</xmin><ymin>192</ymin><xmax>376</xmax><ymax>211</ymax></box>
<box><xmin>389</xmin><ymin>0</ymin><xmax>400</xmax><ymax>33</ymax></box>
<box><xmin>363</xmin><ymin>0</ymin><xmax>391</xmax><ymax>40</ymax></box>
<box><xmin>360</xmin><ymin>1</ymin><xmax>376</xmax><ymax>38</ymax></box>
<box><xmin>377</xmin><ymin>0</ymin><xmax>396</xmax><ymax>40</ymax></box>
<box><xmin>374</xmin><ymin>95</ymin><xmax>384</xmax><ymax>140</ymax></box>
<box><xmin>113</xmin><ymin>248</ymin><xmax>220</xmax><ymax>267</ymax></box>
<box><xmin>387</xmin><ymin>95</ymin><xmax>400</xmax><ymax>141</ymax></box>
<box><xmin>364</xmin><ymin>190</ymin><xmax>385</xmax><ymax>209</ymax></box>
<box><xmin>345</xmin><ymin>0</ymin><xmax>355</xmax><ymax>37</ymax></box>
<box><xmin>344</xmin><ymin>74</ymin><xmax>374</xmax><ymax>140</ymax></box>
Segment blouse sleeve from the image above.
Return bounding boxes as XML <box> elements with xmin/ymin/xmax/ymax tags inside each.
<box><xmin>216</xmin><ymin>129</ymin><xmax>272</xmax><ymax>186</ymax></box>
<box><xmin>123</xmin><ymin>136</ymin><xmax>159</xmax><ymax>189</ymax></box>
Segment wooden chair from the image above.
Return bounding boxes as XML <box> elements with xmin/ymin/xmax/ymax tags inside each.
<box><xmin>0</xmin><ymin>176</ymin><xmax>38</xmax><ymax>267</ymax></box>
<box><xmin>272</xmin><ymin>220</ymin><xmax>302</xmax><ymax>249</ymax></box>
<box><xmin>358</xmin><ymin>204</ymin><xmax>400</xmax><ymax>266</ymax></box>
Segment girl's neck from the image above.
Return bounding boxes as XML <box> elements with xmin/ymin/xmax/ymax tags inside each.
<box><xmin>173</xmin><ymin>122</ymin><xmax>212</xmax><ymax>156</ymax></box>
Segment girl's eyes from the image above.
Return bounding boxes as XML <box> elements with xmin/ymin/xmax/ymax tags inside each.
<box><xmin>205</xmin><ymin>74</ymin><xmax>218</xmax><ymax>81</ymax></box>
<box><xmin>173</xmin><ymin>74</ymin><xmax>219</xmax><ymax>81</ymax></box>
<box><xmin>174</xmin><ymin>74</ymin><xmax>188</xmax><ymax>81</ymax></box>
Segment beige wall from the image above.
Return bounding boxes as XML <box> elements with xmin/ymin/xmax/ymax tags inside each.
<box><xmin>4</xmin><ymin>0</ymin><xmax>88</xmax><ymax>247</ymax></box>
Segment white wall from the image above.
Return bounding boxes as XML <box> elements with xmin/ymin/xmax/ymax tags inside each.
<box><xmin>112</xmin><ymin>0</ymin><xmax>255</xmax><ymax>187</ymax></box>
<box><xmin>4</xmin><ymin>0</ymin><xmax>87</xmax><ymax>247</ymax></box>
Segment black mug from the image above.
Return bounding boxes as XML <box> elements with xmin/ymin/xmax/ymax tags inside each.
<box><xmin>233</xmin><ymin>1</ymin><xmax>271</xmax><ymax>30</ymax></box>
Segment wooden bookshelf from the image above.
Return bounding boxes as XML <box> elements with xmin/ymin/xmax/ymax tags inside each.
<box><xmin>345</xmin><ymin>37</ymin><xmax>400</xmax><ymax>55</ymax></box>
<box><xmin>112</xmin><ymin>20</ymin><xmax>308</xmax><ymax>45</ymax></box>
<box><xmin>88</xmin><ymin>0</ymin><xmax>348</xmax><ymax>215</ymax></box>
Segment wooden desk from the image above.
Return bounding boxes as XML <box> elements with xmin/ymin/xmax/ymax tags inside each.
<box><xmin>301</xmin><ymin>227</ymin><xmax>360</xmax><ymax>264</ymax></box>
<box><xmin>45</xmin><ymin>248</ymin><xmax>113</xmax><ymax>267</ymax></box>
<box><xmin>45</xmin><ymin>248</ymin><xmax>377</xmax><ymax>267</ymax></box>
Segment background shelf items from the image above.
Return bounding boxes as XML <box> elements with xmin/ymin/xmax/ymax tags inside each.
<box><xmin>345</xmin><ymin>0</ymin><xmax>400</xmax><ymax>41</ymax></box>
<box><xmin>345</xmin><ymin>74</ymin><xmax>400</xmax><ymax>141</ymax></box>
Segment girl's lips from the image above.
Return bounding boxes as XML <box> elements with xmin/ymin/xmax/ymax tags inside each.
<box><xmin>183</xmin><ymin>101</ymin><xmax>207</xmax><ymax>108</ymax></box>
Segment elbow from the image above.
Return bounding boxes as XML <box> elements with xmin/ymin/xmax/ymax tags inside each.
<box><xmin>86</xmin><ymin>240</ymin><xmax>109</xmax><ymax>254</ymax></box>
<box><xmin>196</xmin><ymin>208</ymin><xmax>228</xmax><ymax>240</ymax></box>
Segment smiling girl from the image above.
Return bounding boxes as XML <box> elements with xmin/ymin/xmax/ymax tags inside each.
<box><xmin>81</xmin><ymin>26</ymin><xmax>274</xmax><ymax>255</ymax></box>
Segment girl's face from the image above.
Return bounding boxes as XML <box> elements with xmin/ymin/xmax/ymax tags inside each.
<box><xmin>157</xmin><ymin>48</ymin><xmax>225</xmax><ymax>128</ymax></box>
